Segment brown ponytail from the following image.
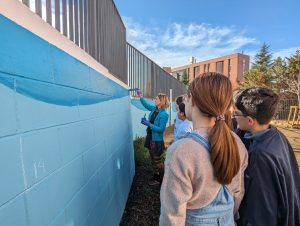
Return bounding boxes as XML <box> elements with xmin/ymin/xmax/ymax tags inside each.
<box><xmin>188</xmin><ymin>72</ymin><xmax>240</xmax><ymax>185</ymax></box>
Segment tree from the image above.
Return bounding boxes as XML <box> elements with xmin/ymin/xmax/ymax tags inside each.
<box><xmin>285</xmin><ymin>50</ymin><xmax>300</xmax><ymax>108</ymax></box>
<box><xmin>181</xmin><ymin>70</ymin><xmax>189</xmax><ymax>85</ymax></box>
<box><xmin>242</xmin><ymin>68</ymin><xmax>272</xmax><ymax>88</ymax></box>
<box><xmin>252</xmin><ymin>42</ymin><xmax>273</xmax><ymax>70</ymax></box>
<box><xmin>272</xmin><ymin>57</ymin><xmax>287</xmax><ymax>93</ymax></box>
<box><xmin>241</xmin><ymin>43</ymin><xmax>273</xmax><ymax>88</ymax></box>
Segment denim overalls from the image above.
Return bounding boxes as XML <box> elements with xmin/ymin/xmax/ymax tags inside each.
<box><xmin>183</xmin><ymin>132</ymin><xmax>234</xmax><ymax>226</ymax></box>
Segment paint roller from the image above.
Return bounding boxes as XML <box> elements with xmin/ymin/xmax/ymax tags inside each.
<box><xmin>128</xmin><ymin>88</ymin><xmax>141</xmax><ymax>96</ymax></box>
<box><xmin>128</xmin><ymin>88</ymin><xmax>140</xmax><ymax>92</ymax></box>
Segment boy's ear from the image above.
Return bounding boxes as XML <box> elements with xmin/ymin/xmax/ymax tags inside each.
<box><xmin>247</xmin><ymin>116</ymin><xmax>256</xmax><ymax>126</ymax></box>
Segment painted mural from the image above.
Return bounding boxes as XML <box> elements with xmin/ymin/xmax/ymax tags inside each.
<box><xmin>0</xmin><ymin>15</ymin><xmax>134</xmax><ymax>226</ymax></box>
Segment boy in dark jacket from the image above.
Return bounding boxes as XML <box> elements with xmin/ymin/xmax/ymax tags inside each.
<box><xmin>234</xmin><ymin>87</ymin><xmax>300</xmax><ymax>226</ymax></box>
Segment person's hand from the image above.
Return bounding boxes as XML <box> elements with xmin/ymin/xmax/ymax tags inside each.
<box><xmin>137</xmin><ymin>89</ymin><xmax>142</xmax><ymax>97</ymax></box>
<box><xmin>141</xmin><ymin>118</ymin><xmax>151</xmax><ymax>127</ymax></box>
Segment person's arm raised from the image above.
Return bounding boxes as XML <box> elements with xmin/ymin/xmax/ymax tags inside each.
<box><xmin>138</xmin><ymin>89</ymin><xmax>155</xmax><ymax>111</ymax></box>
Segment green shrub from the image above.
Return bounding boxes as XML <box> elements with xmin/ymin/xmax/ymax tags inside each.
<box><xmin>133</xmin><ymin>137</ymin><xmax>152</xmax><ymax>171</ymax></box>
<box><xmin>133</xmin><ymin>136</ymin><xmax>168</xmax><ymax>171</ymax></box>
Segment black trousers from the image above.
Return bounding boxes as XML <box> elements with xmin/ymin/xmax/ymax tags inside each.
<box><xmin>144</xmin><ymin>133</ymin><xmax>165</xmax><ymax>181</ymax></box>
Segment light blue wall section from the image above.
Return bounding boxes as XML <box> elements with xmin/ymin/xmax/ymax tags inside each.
<box><xmin>130</xmin><ymin>98</ymin><xmax>177</xmax><ymax>138</ymax></box>
<box><xmin>0</xmin><ymin>15</ymin><xmax>134</xmax><ymax>226</ymax></box>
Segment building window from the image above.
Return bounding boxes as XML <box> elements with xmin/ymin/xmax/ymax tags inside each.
<box><xmin>242</xmin><ymin>59</ymin><xmax>246</xmax><ymax>74</ymax></box>
<box><xmin>228</xmin><ymin>59</ymin><xmax>231</xmax><ymax>79</ymax></box>
<box><xmin>204</xmin><ymin>64</ymin><xmax>206</xmax><ymax>73</ymax></box>
<box><xmin>207</xmin><ymin>63</ymin><xmax>210</xmax><ymax>72</ymax></box>
<box><xmin>216</xmin><ymin>61</ymin><xmax>224</xmax><ymax>74</ymax></box>
<box><xmin>194</xmin><ymin>66</ymin><xmax>199</xmax><ymax>78</ymax></box>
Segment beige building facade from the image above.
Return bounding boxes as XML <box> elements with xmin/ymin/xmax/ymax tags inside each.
<box><xmin>171</xmin><ymin>53</ymin><xmax>250</xmax><ymax>90</ymax></box>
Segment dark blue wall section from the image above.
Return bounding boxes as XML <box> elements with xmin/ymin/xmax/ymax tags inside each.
<box><xmin>0</xmin><ymin>15</ymin><xmax>134</xmax><ymax>226</ymax></box>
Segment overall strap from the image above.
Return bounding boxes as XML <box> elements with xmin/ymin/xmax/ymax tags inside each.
<box><xmin>183</xmin><ymin>132</ymin><xmax>232</xmax><ymax>196</ymax></box>
<box><xmin>182</xmin><ymin>132</ymin><xmax>210</xmax><ymax>151</ymax></box>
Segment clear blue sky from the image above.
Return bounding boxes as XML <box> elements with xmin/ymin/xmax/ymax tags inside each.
<box><xmin>114</xmin><ymin>0</ymin><xmax>300</xmax><ymax>67</ymax></box>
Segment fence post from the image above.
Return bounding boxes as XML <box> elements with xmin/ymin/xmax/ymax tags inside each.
<box><xmin>169</xmin><ymin>89</ymin><xmax>172</xmax><ymax>126</ymax></box>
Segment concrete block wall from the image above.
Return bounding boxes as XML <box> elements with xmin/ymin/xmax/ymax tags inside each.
<box><xmin>0</xmin><ymin>15</ymin><xmax>134</xmax><ymax>226</ymax></box>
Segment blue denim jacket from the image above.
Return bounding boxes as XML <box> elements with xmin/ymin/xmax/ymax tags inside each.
<box><xmin>184</xmin><ymin>132</ymin><xmax>234</xmax><ymax>226</ymax></box>
<box><xmin>140</xmin><ymin>97</ymin><xmax>168</xmax><ymax>141</ymax></box>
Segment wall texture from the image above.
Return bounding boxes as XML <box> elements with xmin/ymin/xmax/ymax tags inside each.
<box><xmin>0</xmin><ymin>15</ymin><xmax>134</xmax><ymax>226</ymax></box>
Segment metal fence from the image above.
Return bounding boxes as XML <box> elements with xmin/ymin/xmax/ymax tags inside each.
<box><xmin>275</xmin><ymin>99</ymin><xmax>299</xmax><ymax>120</ymax></box>
<box><xmin>127</xmin><ymin>43</ymin><xmax>187</xmax><ymax>101</ymax></box>
<box><xmin>20</xmin><ymin>0</ymin><xmax>187</xmax><ymax>97</ymax></box>
<box><xmin>21</xmin><ymin>0</ymin><xmax>127</xmax><ymax>83</ymax></box>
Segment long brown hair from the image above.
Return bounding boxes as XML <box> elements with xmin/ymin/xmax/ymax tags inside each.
<box><xmin>188</xmin><ymin>72</ymin><xmax>240</xmax><ymax>185</ymax></box>
<box><xmin>158</xmin><ymin>93</ymin><xmax>170</xmax><ymax>109</ymax></box>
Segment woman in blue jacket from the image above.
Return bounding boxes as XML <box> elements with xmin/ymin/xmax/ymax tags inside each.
<box><xmin>138</xmin><ymin>90</ymin><xmax>169</xmax><ymax>186</ymax></box>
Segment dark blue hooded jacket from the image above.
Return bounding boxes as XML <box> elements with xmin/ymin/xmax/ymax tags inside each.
<box><xmin>237</xmin><ymin>126</ymin><xmax>300</xmax><ymax>226</ymax></box>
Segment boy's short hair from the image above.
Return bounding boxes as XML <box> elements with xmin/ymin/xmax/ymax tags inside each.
<box><xmin>175</xmin><ymin>95</ymin><xmax>183</xmax><ymax>106</ymax></box>
<box><xmin>235</xmin><ymin>87</ymin><xmax>279</xmax><ymax>125</ymax></box>
<box><xmin>178</xmin><ymin>102</ymin><xmax>186</xmax><ymax>116</ymax></box>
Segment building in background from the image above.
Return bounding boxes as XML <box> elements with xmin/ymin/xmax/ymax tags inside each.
<box><xmin>171</xmin><ymin>53</ymin><xmax>250</xmax><ymax>90</ymax></box>
<box><xmin>162</xmin><ymin>67</ymin><xmax>172</xmax><ymax>74</ymax></box>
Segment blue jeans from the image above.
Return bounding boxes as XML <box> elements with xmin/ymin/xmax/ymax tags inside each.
<box><xmin>186</xmin><ymin>186</ymin><xmax>234</xmax><ymax>226</ymax></box>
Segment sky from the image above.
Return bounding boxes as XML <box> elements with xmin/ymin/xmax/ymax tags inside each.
<box><xmin>114</xmin><ymin>0</ymin><xmax>300</xmax><ymax>67</ymax></box>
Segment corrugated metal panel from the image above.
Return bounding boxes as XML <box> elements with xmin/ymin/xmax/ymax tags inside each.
<box><xmin>68</xmin><ymin>0</ymin><xmax>74</xmax><ymax>41</ymax></box>
<box><xmin>74</xmin><ymin>0</ymin><xmax>79</xmax><ymax>45</ymax></box>
<box><xmin>62</xmin><ymin>0</ymin><xmax>67</xmax><ymax>36</ymax></box>
<box><xmin>79</xmin><ymin>0</ymin><xmax>83</xmax><ymax>48</ymax></box>
<box><xmin>22</xmin><ymin>0</ymin><xmax>29</xmax><ymax>7</ymax></box>
<box><xmin>127</xmin><ymin>43</ymin><xmax>186</xmax><ymax>100</ymax></box>
<box><xmin>46</xmin><ymin>0</ymin><xmax>52</xmax><ymax>25</ymax></box>
<box><xmin>83</xmin><ymin>0</ymin><xmax>88</xmax><ymax>51</ymax></box>
<box><xmin>35</xmin><ymin>0</ymin><xmax>42</xmax><ymax>17</ymax></box>
<box><xmin>54</xmin><ymin>0</ymin><xmax>60</xmax><ymax>31</ymax></box>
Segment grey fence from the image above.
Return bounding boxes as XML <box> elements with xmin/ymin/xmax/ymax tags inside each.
<box><xmin>20</xmin><ymin>0</ymin><xmax>187</xmax><ymax>96</ymax></box>
<box><xmin>275</xmin><ymin>99</ymin><xmax>299</xmax><ymax>120</ymax></box>
<box><xmin>127</xmin><ymin>43</ymin><xmax>187</xmax><ymax>101</ymax></box>
<box><xmin>21</xmin><ymin>0</ymin><xmax>127</xmax><ymax>83</ymax></box>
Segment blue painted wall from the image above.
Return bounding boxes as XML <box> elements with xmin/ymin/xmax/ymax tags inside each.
<box><xmin>0</xmin><ymin>15</ymin><xmax>134</xmax><ymax>226</ymax></box>
<box><xmin>131</xmin><ymin>98</ymin><xmax>177</xmax><ymax>138</ymax></box>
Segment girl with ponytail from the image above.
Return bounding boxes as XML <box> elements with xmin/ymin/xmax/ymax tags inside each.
<box><xmin>160</xmin><ymin>73</ymin><xmax>248</xmax><ymax>226</ymax></box>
